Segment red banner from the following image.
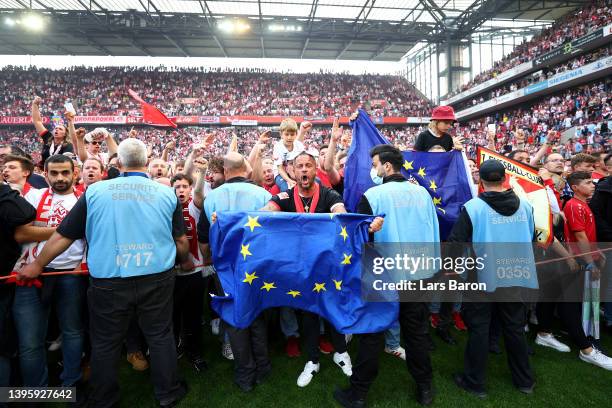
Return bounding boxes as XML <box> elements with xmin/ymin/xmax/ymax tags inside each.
<box><xmin>0</xmin><ymin>116</ymin><xmax>50</xmax><ymax>125</ymax></box>
<box><xmin>74</xmin><ymin>116</ymin><xmax>128</xmax><ymax>125</ymax></box>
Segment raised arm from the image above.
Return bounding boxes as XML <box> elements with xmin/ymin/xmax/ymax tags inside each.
<box><xmin>297</xmin><ymin>121</ymin><xmax>312</xmax><ymax>143</ymax></box>
<box><xmin>192</xmin><ymin>157</ymin><xmax>207</xmax><ymax>209</ymax></box>
<box><xmin>31</xmin><ymin>96</ymin><xmax>47</xmax><ymax>135</ymax></box>
<box><xmin>324</xmin><ymin>117</ymin><xmax>342</xmax><ymax>186</ymax></box>
<box><xmin>75</xmin><ymin>127</ymin><xmax>88</xmax><ymax>162</ymax></box>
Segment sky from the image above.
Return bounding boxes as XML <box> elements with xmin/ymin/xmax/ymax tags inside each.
<box><xmin>0</xmin><ymin>55</ymin><xmax>405</xmax><ymax>75</ymax></box>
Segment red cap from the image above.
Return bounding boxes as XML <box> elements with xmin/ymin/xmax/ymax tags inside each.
<box><xmin>431</xmin><ymin>106</ymin><xmax>456</xmax><ymax>121</ymax></box>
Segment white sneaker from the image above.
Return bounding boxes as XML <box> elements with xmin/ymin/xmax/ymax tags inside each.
<box><xmin>535</xmin><ymin>333</ymin><xmax>570</xmax><ymax>352</ymax></box>
<box><xmin>297</xmin><ymin>361</ymin><xmax>320</xmax><ymax>387</ymax></box>
<box><xmin>580</xmin><ymin>348</ymin><xmax>612</xmax><ymax>370</ymax></box>
<box><xmin>48</xmin><ymin>335</ymin><xmax>62</xmax><ymax>352</ymax></box>
<box><xmin>222</xmin><ymin>342</ymin><xmax>234</xmax><ymax>360</ymax></box>
<box><xmin>333</xmin><ymin>352</ymin><xmax>353</xmax><ymax>376</ymax></box>
<box><xmin>211</xmin><ymin>318</ymin><xmax>220</xmax><ymax>336</ymax></box>
<box><xmin>384</xmin><ymin>346</ymin><xmax>406</xmax><ymax>361</ymax></box>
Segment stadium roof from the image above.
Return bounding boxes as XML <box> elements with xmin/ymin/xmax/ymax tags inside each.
<box><xmin>0</xmin><ymin>0</ymin><xmax>589</xmax><ymax>60</ymax></box>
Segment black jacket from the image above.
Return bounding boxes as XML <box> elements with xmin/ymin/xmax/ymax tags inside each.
<box><xmin>590</xmin><ymin>176</ymin><xmax>612</xmax><ymax>242</ymax></box>
<box><xmin>0</xmin><ymin>184</ymin><xmax>36</xmax><ymax>277</ymax></box>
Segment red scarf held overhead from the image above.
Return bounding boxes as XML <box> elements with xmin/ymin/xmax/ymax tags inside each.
<box><xmin>182</xmin><ymin>200</ymin><xmax>200</xmax><ymax>261</ymax></box>
<box><xmin>293</xmin><ymin>183</ymin><xmax>320</xmax><ymax>214</ymax></box>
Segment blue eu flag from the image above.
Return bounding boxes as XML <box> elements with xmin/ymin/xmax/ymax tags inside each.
<box><xmin>343</xmin><ymin>111</ymin><xmax>473</xmax><ymax>240</ymax></box>
<box><xmin>209</xmin><ymin>211</ymin><xmax>398</xmax><ymax>333</ymax></box>
<box><xmin>400</xmin><ymin>151</ymin><xmax>474</xmax><ymax>240</ymax></box>
<box><xmin>343</xmin><ymin>109</ymin><xmax>388</xmax><ymax>212</ymax></box>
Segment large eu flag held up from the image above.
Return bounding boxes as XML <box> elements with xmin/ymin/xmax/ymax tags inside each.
<box><xmin>209</xmin><ymin>211</ymin><xmax>398</xmax><ymax>333</ymax></box>
<box><xmin>343</xmin><ymin>110</ymin><xmax>474</xmax><ymax>240</ymax></box>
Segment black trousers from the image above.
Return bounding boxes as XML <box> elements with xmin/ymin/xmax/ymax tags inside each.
<box><xmin>350</xmin><ymin>302</ymin><xmax>433</xmax><ymax>399</ymax></box>
<box><xmin>88</xmin><ymin>270</ymin><xmax>184</xmax><ymax>408</ymax></box>
<box><xmin>302</xmin><ymin>312</ymin><xmax>347</xmax><ymax>363</ymax></box>
<box><xmin>125</xmin><ymin>317</ymin><xmax>146</xmax><ymax>354</ymax></box>
<box><xmin>225</xmin><ymin>315</ymin><xmax>270</xmax><ymax>388</ymax></box>
<box><xmin>173</xmin><ymin>273</ymin><xmax>205</xmax><ymax>356</ymax></box>
<box><xmin>462</xmin><ymin>299</ymin><xmax>534</xmax><ymax>391</ymax></box>
<box><xmin>536</xmin><ymin>263</ymin><xmax>590</xmax><ymax>350</ymax></box>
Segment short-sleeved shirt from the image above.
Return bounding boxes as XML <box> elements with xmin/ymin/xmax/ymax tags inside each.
<box><xmin>414</xmin><ymin>129</ymin><xmax>453</xmax><ymax>152</ymax></box>
<box><xmin>563</xmin><ymin>197</ymin><xmax>597</xmax><ymax>243</ymax></box>
<box><xmin>269</xmin><ymin>186</ymin><xmax>344</xmax><ymax>213</ymax></box>
<box><xmin>272</xmin><ymin>140</ymin><xmax>305</xmax><ymax>167</ymax></box>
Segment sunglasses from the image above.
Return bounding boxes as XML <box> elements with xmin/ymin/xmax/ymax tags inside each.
<box><xmin>89</xmin><ymin>141</ymin><xmax>102</xmax><ymax>146</ymax></box>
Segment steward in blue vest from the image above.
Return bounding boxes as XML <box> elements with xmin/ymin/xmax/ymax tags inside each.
<box><xmin>449</xmin><ymin>159</ymin><xmax>536</xmax><ymax>399</ymax></box>
<box><xmin>17</xmin><ymin>138</ymin><xmax>190</xmax><ymax>408</ymax></box>
<box><xmin>197</xmin><ymin>152</ymin><xmax>272</xmax><ymax>393</ymax></box>
<box><xmin>336</xmin><ymin>144</ymin><xmax>437</xmax><ymax>408</ymax></box>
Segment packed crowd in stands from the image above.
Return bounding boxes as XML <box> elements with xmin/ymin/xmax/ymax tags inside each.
<box><xmin>0</xmin><ymin>67</ymin><xmax>431</xmax><ymax>118</ymax></box>
<box><xmin>447</xmin><ymin>0</ymin><xmax>611</xmax><ymax>98</ymax></box>
<box><xmin>1</xmin><ymin>78</ymin><xmax>609</xmax><ymax>166</ymax></box>
<box><xmin>455</xmin><ymin>46</ymin><xmax>611</xmax><ymax>111</ymax></box>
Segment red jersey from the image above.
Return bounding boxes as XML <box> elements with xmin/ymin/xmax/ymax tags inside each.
<box><xmin>563</xmin><ymin>197</ymin><xmax>597</xmax><ymax>242</ymax></box>
<box><xmin>316</xmin><ymin>168</ymin><xmax>332</xmax><ymax>188</ymax></box>
<box><xmin>263</xmin><ymin>183</ymin><xmax>280</xmax><ymax>195</ymax></box>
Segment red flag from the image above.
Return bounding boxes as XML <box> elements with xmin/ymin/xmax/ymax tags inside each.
<box><xmin>128</xmin><ymin>89</ymin><xmax>177</xmax><ymax>128</ymax></box>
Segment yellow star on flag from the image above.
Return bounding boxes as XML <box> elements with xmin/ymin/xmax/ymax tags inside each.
<box><xmin>339</xmin><ymin>226</ymin><xmax>348</xmax><ymax>242</ymax></box>
<box><xmin>403</xmin><ymin>160</ymin><xmax>414</xmax><ymax>170</ymax></box>
<box><xmin>244</xmin><ymin>216</ymin><xmax>262</xmax><ymax>232</ymax></box>
<box><xmin>240</xmin><ymin>244</ymin><xmax>252</xmax><ymax>260</ymax></box>
<box><xmin>287</xmin><ymin>290</ymin><xmax>301</xmax><ymax>298</ymax></box>
<box><xmin>417</xmin><ymin>167</ymin><xmax>427</xmax><ymax>178</ymax></box>
<box><xmin>341</xmin><ymin>253</ymin><xmax>352</xmax><ymax>265</ymax></box>
<box><xmin>333</xmin><ymin>279</ymin><xmax>342</xmax><ymax>290</ymax></box>
<box><xmin>429</xmin><ymin>180</ymin><xmax>438</xmax><ymax>192</ymax></box>
<box><xmin>261</xmin><ymin>281</ymin><xmax>276</xmax><ymax>291</ymax></box>
<box><xmin>328</xmin><ymin>213</ymin><xmax>336</xmax><ymax>219</ymax></box>
<box><xmin>313</xmin><ymin>282</ymin><xmax>326</xmax><ymax>293</ymax></box>
<box><xmin>242</xmin><ymin>271</ymin><xmax>259</xmax><ymax>285</ymax></box>
<box><xmin>432</xmin><ymin>196</ymin><xmax>442</xmax><ymax>206</ymax></box>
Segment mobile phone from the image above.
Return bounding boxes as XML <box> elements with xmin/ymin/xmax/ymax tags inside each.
<box><xmin>64</xmin><ymin>101</ymin><xmax>76</xmax><ymax>114</ymax></box>
<box><xmin>269</xmin><ymin>127</ymin><xmax>281</xmax><ymax>139</ymax></box>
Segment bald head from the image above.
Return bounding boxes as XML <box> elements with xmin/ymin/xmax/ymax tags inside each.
<box><xmin>224</xmin><ymin>152</ymin><xmax>248</xmax><ymax>179</ymax></box>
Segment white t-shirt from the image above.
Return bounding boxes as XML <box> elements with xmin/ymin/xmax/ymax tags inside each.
<box><xmin>272</xmin><ymin>140</ymin><xmax>305</xmax><ymax>168</ymax></box>
<box><xmin>25</xmin><ymin>188</ymin><xmax>85</xmax><ymax>269</ymax></box>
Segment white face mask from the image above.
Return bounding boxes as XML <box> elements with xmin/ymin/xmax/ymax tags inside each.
<box><xmin>370</xmin><ymin>168</ymin><xmax>383</xmax><ymax>185</ymax></box>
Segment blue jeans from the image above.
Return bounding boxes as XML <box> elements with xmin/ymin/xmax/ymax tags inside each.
<box><xmin>280</xmin><ymin>307</ymin><xmax>299</xmax><ymax>338</ymax></box>
<box><xmin>13</xmin><ymin>275</ymin><xmax>87</xmax><ymax>386</ymax></box>
<box><xmin>384</xmin><ymin>321</ymin><xmax>401</xmax><ymax>349</ymax></box>
<box><xmin>275</xmin><ymin>175</ymin><xmax>289</xmax><ymax>193</ymax></box>
<box><xmin>604</xmin><ymin>259</ymin><xmax>612</xmax><ymax>327</ymax></box>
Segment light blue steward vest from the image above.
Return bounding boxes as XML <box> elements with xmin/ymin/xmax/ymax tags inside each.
<box><xmin>464</xmin><ymin>197</ymin><xmax>538</xmax><ymax>292</ymax></box>
<box><xmin>204</xmin><ymin>182</ymin><xmax>272</xmax><ymax>223</ymax></box>
<box><xmin>85</xmin><ymin>175</ymin><xmax>179</xmax><ymax>278</ymax></box>
<box><xmin>364</xmin><ymin>181</ymin><xmax>441</xmax><ymax>281</ymax></box>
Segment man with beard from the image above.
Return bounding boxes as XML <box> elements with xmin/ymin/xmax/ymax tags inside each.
<box><xmin>12</xmin><ymin>154</ymin><xmax>87</xmax><ymax>390</ymax></box>
<box><xmin>75</xmin><ymin>157</ymin><xmax>104</xmax><ymax>194</ymax></box>
<box><xmin>198</xmin><ymin>152</ymin><xmax>272</xmax><ymax>392</ymax></box>
<box><xmin>2</xmin><ymin>154</ymin><xmax>35</xmax><ymax>196</ymax></box>
<box><xmin>262</xmin><ymin>152</ymin><xmax>383</xmax><ymax>388</ymax></box>
<box><xmin>31</xmin><ymin>96</ymin><xmax>74</xmax><ymax>164</ymax></box>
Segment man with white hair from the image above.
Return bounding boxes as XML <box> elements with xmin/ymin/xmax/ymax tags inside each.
<box><xmin>19</xmin><ymin>138</ymin><xmax>190</xmax><ymax>408</ymax></box>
